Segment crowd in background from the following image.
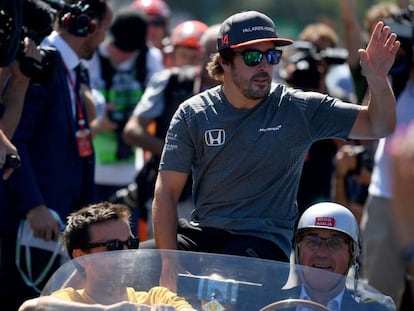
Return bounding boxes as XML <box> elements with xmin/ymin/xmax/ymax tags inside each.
<box><xmin>0</xmin><ymin>0</ymin><xmax>414</xmax><ymax>310</ymax></box>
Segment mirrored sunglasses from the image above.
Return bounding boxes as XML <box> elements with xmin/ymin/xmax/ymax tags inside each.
<box><xmin>235</xmin><ymin>49</ymin><xmax>283</xmax><ymax>66</ymax></box>
<box><xmin>85</xmin><ymin>237</ymin><xmax>140</xmax><ymax>251</ymax></box>
<box><xmin>298</xmin><ymin>235</ymin><xmax>349</xmax><ymax>253</ymax></box>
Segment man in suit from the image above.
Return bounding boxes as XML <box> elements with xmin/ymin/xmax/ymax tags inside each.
<box><xmin>284</xmin><ymin>202</ymin><xmax>395</xmax><ymax>310</ymax></box>
<box><xmin>0</xmin><ymin>1</ymin><xmax>112</xmax><ymax>309</ymax></box>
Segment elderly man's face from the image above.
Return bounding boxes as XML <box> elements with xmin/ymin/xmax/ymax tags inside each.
<box><xmin>297</xmin><ymin>228</ymin><xmax>352</xmax><ymax>291</ymax></box>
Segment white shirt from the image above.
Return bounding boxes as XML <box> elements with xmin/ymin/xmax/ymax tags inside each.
<box><xmin>298</xmin><ymin>286</ymin><xmax>344</xmax><ymax>311</ymax></box>
<box><xmin>43</xmin><ymin>31</ymin><xmax>81</xmax><ymax>118</ymax></box>
<box><xmin>86</xmin><ymin>42</ymin><xmax>164</xmax><ymax>90</ymax></box>
<box><xmin>369</xmin><ymin>79</ymin><xmax>414</xmax><ymax>198</ymax></box>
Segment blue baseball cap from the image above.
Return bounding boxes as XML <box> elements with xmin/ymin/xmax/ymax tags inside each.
<box><xmin>217</xmin><ymin>11</ymin><xmax>293</xmax><ymax>52</ymax></box>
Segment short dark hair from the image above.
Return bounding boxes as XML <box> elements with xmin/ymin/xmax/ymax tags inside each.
<box><xmin>62</xmin><ymin>202</ymin><xmax>131</xmax><ymax>259</ymax></box>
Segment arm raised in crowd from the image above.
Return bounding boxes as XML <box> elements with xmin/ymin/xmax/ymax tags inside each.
<box><xmin>339</xmin><ymin>0</ymin><xmax>364</xmax><ymax>69</ymax></box>
<box><xmin>349</xmin><ymin>21</ymin><xmax>400</xmax><ymax>139</ymax></box>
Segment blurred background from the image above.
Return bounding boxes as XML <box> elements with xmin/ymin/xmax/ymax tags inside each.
<box><xmin>112</xmin><ymin>0</ymin><xmax>398</xmax><ymax>44</ymax></box>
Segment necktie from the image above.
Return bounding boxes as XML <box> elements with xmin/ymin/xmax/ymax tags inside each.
<box><xmin>73</xmin><ymin>63</ymin><xmax>93</xmax><ymax>157</ymax></box>
<box><xmin>74</xmin><ymin>62</ymin><xmax>90</xmax><ymax>93</ymax></box>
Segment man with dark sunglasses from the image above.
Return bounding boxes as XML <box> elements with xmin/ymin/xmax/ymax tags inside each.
<box><xmin>18</xmin><ymin>202</ymin><xmax>194</xmax><ymax>310</ymax></box>
<box><xmin>282</xmin><ymin>202</ymin><xmax>395</xmax><ymax>310</ymax></box>
<box><xmin>148</xmin><ymin>10</ymin><xmax>400</xmax><ymax>289</ymax></box>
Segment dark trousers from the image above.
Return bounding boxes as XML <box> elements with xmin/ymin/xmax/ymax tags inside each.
<box><xmin>0</xmin><ymin>233</ymin><xmax>62</xmax><ymax>311</ymax></box>
<box><xmin>140</xmin><ymin>218</ymin><xmax>289</xmax><ymax>263</ymax></box>
<box><xmin>140</xmin><ymin>218</ymin><xmax>291</xmax><ymax>298</ymax></box>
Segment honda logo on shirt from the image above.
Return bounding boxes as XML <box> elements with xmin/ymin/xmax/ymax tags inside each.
<box><xmin>205</xmin><ymin>129</ymin><xmax>225</xmax><ymax>146</ymax></box>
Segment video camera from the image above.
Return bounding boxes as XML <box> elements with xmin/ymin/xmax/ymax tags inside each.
<box><xmin>280</xmin><ymin>41</ymin><xmax>348</xmax><ymax>91</ymax></box>
<box><xmin>0</xmin><ymin>0</ymin><xmax>58</xmax><ymax>82</ymax></box>
<box><xmin>348</xmin><ymin>145</ymin><xmax>374</xmax><ymax>176</ymax></box>
<box><xmin>0</xmin><ymin>1</ymin><xmax>22</xmax><ymax>67</ymax></box>
<box><xmin>383</xmin><ymin>5</ymin><xmax>414</xmax><ymax>97</ymax></box>
<box><xmin>0</xmin><ymin>0</ymin><xmax>91</xmax><ymax>83</ymax></box>
<box><xmin>384</xmin><ymin>5</ymin><xmax>414</xmax><ymax>42</ymax></box>
<box><xmin>291</xmin><ymin>41</ymin><xmax>348</xmax><ymax>66</ymax></box>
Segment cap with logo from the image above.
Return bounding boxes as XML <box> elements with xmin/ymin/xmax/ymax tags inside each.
<box><xmin>217</xmin><ymin>10</ymin><xmax>293</xmax><ymax>52</ymax></box>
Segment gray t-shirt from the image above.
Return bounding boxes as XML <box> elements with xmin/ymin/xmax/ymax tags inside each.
<box><xmin>160</xmin><ymin>83</ymin><xmax>361</xmax><ymax>256</ymax></box>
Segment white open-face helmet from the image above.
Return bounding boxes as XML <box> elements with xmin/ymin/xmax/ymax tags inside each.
<box><xmin>296</xmin><ymin>202</ymin><xmax>360</xmax><ymax>260</ymax></box>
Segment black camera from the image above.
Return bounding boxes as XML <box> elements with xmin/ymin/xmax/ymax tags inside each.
<box><xmin>281</xmin><ymin>41</ymin><xmax>348</xmax><ymax>91</ymax></box>
<box><xmin>4</xmin><ymin>154</ymin><xmax>21</xmax><ymax>169</ymax></box>
<box><xmin>384</xmin><ymin>5</ymin><xmax>414</xmax><ymax>42</ymax></box>
<box><xmin>0</xmin><ymin>0</ymin><xmax>59</xmax><ymax>82</ymax></box>
<box><xmin>0</xmin><ymin>1</ymin><xmax>23</xmax><ymax>67</ymax></box>
<box><xmin>17</xmin><ymin>0</ymin><xmax>60</xmax><ymax>83</ymax></box>
<box><xmin>292</xmin><ymin>41</ymin><xmax>348</xmax><ymax>66</ymax></box>
<box><xmin>383</xmin><ymin>5</ymin><xmax>414</xmax><ymax>97</ymax></box>
<box><xmin>348</xmin><ymin>145</ymin><xmax>374</xmax><ymax>176</ymax></box>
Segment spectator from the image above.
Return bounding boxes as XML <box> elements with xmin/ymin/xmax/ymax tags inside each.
<box><xmin>332</xmin><ymin>143</ymin><xmax>374</xmax><ymax>223</ymax></box>
<box><xmin>0</xmin><ymin>49</ymin><xmax>33</xmax><ymax>179</ymax></box>
<box><xmin>335</xmin><ymin>0</ymin><xmax>404</xmax><ymax>227</ymax></box>
<box><xmin>297</xmin><ymin>22</ymin><xmax>355</xmax><ymax>102</ymax></box>
<box><xmin>150</xmin><ymin>9</ymin><xmax>399</xmax><ymax>291</ymax></box>
<box><xmin>86</xmin><ymin>7</ymin><xmax>164</xmax><ymax>210</ymax></box>
<box><xmin>18</xmin><ymin>202</ymin><xmax>194</xmax><ymax>311</ymax></box>
<box><xmin>0</xmin><ymin>3</ymin><xmax>47</xmax><ymax>177</ymax></box>
<box><xmin>0</xmin><ymin>1</ymin><xmax>113</xmax><ymax>309</ymax></box>
<box><xmin>389</xmin><ymin>121</ymin><xmax>414</xmax><ymax>307</ymax></box>
<box><xmin>130</xmin><ymin>0</ymin><xmax>171</xmax><ymax>66</ymax></box>
<box><xmin>339</xmin><ymin>0</ymin><xmax>401</xmax><ymax>103</ymax></box>
<box><xmin>122</xmin><ymin>19</ymin><xmax>210</xmax><ymax>240</ymax></box>
<box><xmin>356</xmin><ymin>5</ymin><xmax>414</xmax><ymax>308</ymax></box>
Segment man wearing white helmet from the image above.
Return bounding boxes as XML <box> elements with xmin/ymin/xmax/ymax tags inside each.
<box><xmin>289</xmin><ymin>202</ymin><xmax>395</xmax><ymax>310</ymax></box>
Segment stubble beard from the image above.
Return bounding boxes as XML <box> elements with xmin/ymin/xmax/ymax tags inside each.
<box><xmin>237</xmin><ymin>71</ymin><xmax>272</xmax><ymax>100</ymax></box>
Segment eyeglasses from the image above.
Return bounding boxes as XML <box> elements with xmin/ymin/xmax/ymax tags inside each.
<box><xmin>85</xmin><ymin>237</ymin><xmax>140</xmax><ymax>252</ymax></box>
<box><xmin>234</xmin><ymin>49</ymin><xmax>283</xmax><ymax>66</ymax></box>
<box><xmin>298</xmin><ymin>235</ymin><xmax>349</xmax><ymax>253</ymax></box>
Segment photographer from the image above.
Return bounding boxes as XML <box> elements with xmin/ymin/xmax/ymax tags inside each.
<box><xmin>0</xmin><ymin>0</ymin><xmax>50</xmax><ymax>179</ymax></box>
<box><xmin>0</xmin><ymin>59</ymin><xmax>29</xmax><ymax>179</ymax></box>
<box><xmin>87</xmin><ymin>7</ymin><xmax>164</xmax><ymax>207</ymax></box>
<box><xmin>0</xmin><ymin>49</ymin><xmax>36</xmax><ymax>179</ymax></box>
<box><xmin>332</xmin><ymin>142</ymin><xmax>374</xmax><ymax>223</ymax></box>
<box><xmin>0</xmin><ymin>0</ymin><xmax>113</xmax><ymax>309</ymax></box>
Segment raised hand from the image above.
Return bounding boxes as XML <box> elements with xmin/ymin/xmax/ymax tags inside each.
<box><xmin>358</xmin><ymin>21</ymin><xmax>400</xmax><ymax>80</ymax></box>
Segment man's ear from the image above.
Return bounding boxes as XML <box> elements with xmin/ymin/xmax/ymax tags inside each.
<box><xmin>87</xmin><ymin>18</ymin><xmax>97</xmax><ymax>35</ymax></box>
<box><xmin>218</xmin><ymin>55</ymin><xmax>228</xmax><ymax>67</ymax></box>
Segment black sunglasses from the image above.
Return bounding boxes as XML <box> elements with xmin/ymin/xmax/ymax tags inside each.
<box><xmin>234</xmin><ymin>49</ymin><xmax>283</xmax><ymax>66</ymax></box>
<box><xmin>85</xmin><ymin>237</ymin><xmax>140</xmax><ymax>251</ymax></box>
<box><xmin>298</xmin><ymin>235</ymin><xmax>349</xmax><ymax>253</ymax></box>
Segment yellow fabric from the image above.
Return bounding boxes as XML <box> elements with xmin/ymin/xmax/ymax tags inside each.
<box><xmin>52</xmin><ymin>286</ymin><xmax>192</xmax><ymax>310</ymax></box>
